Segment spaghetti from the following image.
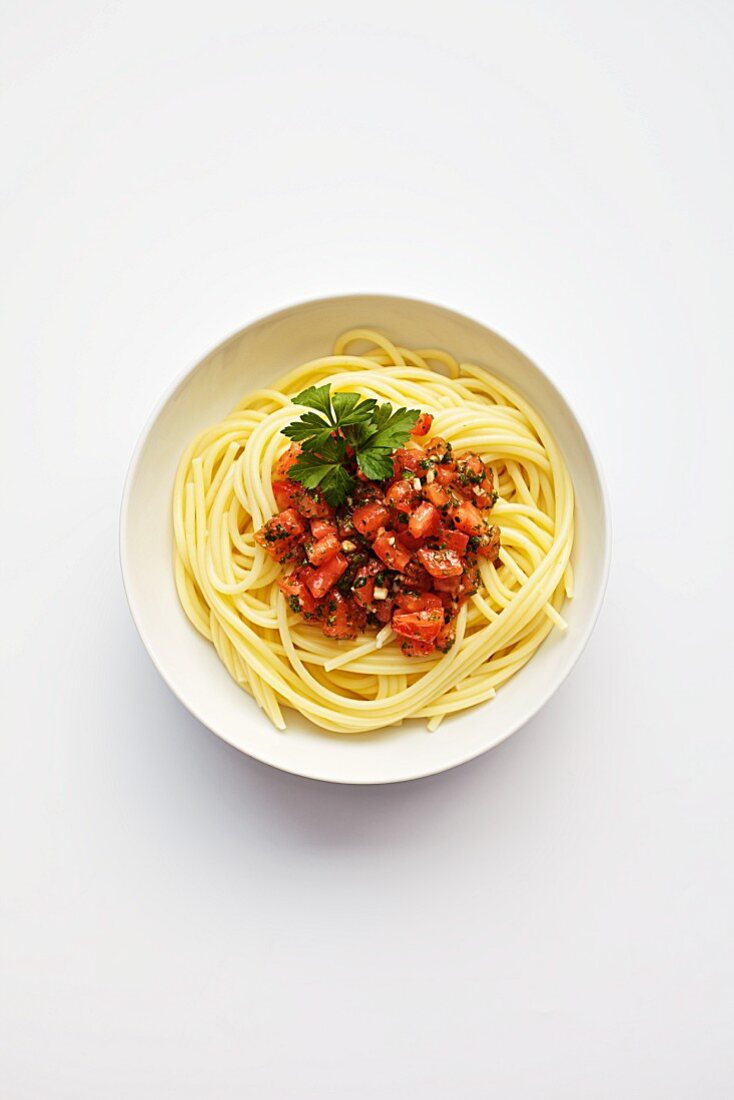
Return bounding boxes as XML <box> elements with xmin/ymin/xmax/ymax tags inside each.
<box><xmin>173</xmin><ymin>329</ymin><xmax>574</xmax><ymax>733</ymax></box>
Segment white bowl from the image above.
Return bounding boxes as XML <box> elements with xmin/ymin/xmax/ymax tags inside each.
<box><xmin>120</xmin><ymin>295</ymin><xmax>610</xmax><ymax>784</ymax></box>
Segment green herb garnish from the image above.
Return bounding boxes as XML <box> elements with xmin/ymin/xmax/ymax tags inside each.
<box><xmin>282</xmin><ymin>385</ymin><xmax>420</xmax><ymax>505</ymax></box>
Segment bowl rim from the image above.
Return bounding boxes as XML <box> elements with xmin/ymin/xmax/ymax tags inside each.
<box><xmin>119</xmin><ymin>292</ymin><xmax>612</xmax><ymax>784</ymax></box>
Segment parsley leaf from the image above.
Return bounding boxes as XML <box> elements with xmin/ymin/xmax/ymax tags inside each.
<box><xmin>290</xmin><ymin>449</ymin><xmax>354</xmax><ymax>506</ymax></box>
<box><xmin>282</xmin><ymin>410</ymin><xmax>334</xmax><ymax>448</ymax></box>
<box><xmin>292</xmin><ymin>384</ymin><xmax>334</xmax><ymax>420</ymax></box>
<box><xmin>358</xmin><ymin>405</ymin><xmax>421</xmax><ymax>456</ymax></box>
<box><xmin>284</xmin><ymin>386</ymin><xmax>420</xmax><ymax>506</ymax></box>
<box><xmin>331</xmin><ymin>392</ymin><xmax>377</xmax><ymax>424</ymax></box>
<box><xmin>355</xmin><ymin>448</ymin><xmax>395</xmax><ymax>481</ymax></box>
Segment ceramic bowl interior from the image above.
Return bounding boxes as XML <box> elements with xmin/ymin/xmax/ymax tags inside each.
<box><xmin>121</xmin><ymin>295</ymin><xmax>610</xmax><ymax>784</ymax></box>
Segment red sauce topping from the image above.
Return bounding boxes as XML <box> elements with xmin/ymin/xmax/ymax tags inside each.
<box><xmin>255</xmin><ymin>429</ymin><xmax>500</xmax><ymax>654</ymax></box>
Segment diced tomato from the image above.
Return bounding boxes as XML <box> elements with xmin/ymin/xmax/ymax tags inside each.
<box><xmin>411</xmin><ymin>412</ymin><xmax>434</xmax><ymax>437</ymax></box>
<box><xmin>392</xmin><ymin>447</ymin><xmax>426</xmax><ymax>477</ymax></box>
<box><xmin>351</xmin><ymin>560</ymin><xmax>382</xmax><ymax>607</ymax></box>
<box><xmin>408</xmin><ymin>501</ymin><xmax>441</xmax><ymax>539</ymax></box>
<box><xmin>399</xmin><ymin>636</ymin><xmax>435</xmax><ymax>657</ymax></box>
<box><xmin>297</xmin><ymin>488</ymin><xmax>331</xmax><ymax>519</ymax></box>
<box><xmin>450</xmin><ymin>500</ymin><xmax>485</xmax><ymax>535</ymax></box>
<box><xmin>473</xmin><ymin>476</ymin><xmax>497</xmax><ymax>508</ymax></box>
<box><xmin>440</xmin><ymin>528</ymin><xmax>469</xmax><ymax>554</ymax></box>
<box><xmin>374</xmin><ymin>597</ymin><xmax>394</xmax><ymax>624</ymax></box>
<box><xmin>385</xmin><ymin>479</ymin><xmax>419</xmax><ymax>514</ymax></box>
<box><xmin>455</xmin><ymin>453</ymin><xmax>485</xmax><ymax>483</ymax></box>
<box><xmin>321</xmin><ymin>591</ymin><xmax>358</xmax><ymax>640</ymax></box>
<box><xmin>436</xmin><ymin>590</ymin><xmax>458</xmax><ymax>614</ymax></box>
<box><xmin>395</xmin><ymin>591</ymin><xmax>443</xmax><ymax>613</ymax></box>
<box><xmin>432</xmin><ymin>575</ymin><xmax>462</xmax><ymax>595</ymax></box>
<box><xmin>353</xmin><ymin>480</ymin><xmax>384</xmax><ymax>504</ymax></box>
<box><xmin>373</xmin><ymin>533</ymin><xmax>411</xmax><ymax>572</ymax></box>
<box><xmin>424</xmin><ymin>482</ymin><xmax>450</xmax><ymax>509</ymax></box>
<box><xmin>460</xmin><ymin>564</ymin><xmax>481</xmax><ymax>597</ymax></box>
<box><xmin>278</xmin><ymin>569</ymin><xmax>319</xmax><ymax>617</ymax></box>
<box><xmin>272</xmin><ymin>479</ymin><xmax>303</xmax><ymax>511</ymax></box>
<box><xmin>392</xmin><ymin>608</ymin><xmax>443</xmax><ymax>644</ymax></box>
<box><xmin>435</xmin><ymin>620</ymin><xmax>456</xmax><ymax>653</ymax></box>
<box><xmin>274</xmin><ymin>443</ymin><xmax>302</xmax><ymax>478</ymax></box>
<box><xmin>304</xmin><ymin>552</ymin><xmax>348</xmax><ymax>599</ymax></box>
<box><xmin>335</xmin><ymin>507</ymin><xmax>356</xmax><ymax>541</ymax></box>
<box><xmin>402</xmin><ymin>561</ymin><xmax>434</xmax><ymax>591</ymax></box>
<box><xmin>349</xmin><ymin>596</ymin><xmax>368</xmax><ymax>632</ymax></box>
<box><xmin>397</xmin><ymin>530</ymin><xmax>426</xmax><ymax>553</ymax></box>
<box><xmin>476</xmin><ymin>525</ymin><xmax>501</xmax><ymax>561</ymax></box>
<box><xmin>255</xmin><ymin>508</ymin><xmax>305</xmax><ymax>561</ymax></box>
<box><xmin>307</xmin><ymin>532</ymin><xmax>340</xmax><ymax>567</ymax></box>
<box><xmin>310</xmin><ymin>518</ymin><xmax>337</xmax><ymax>540</ymax></box>
<box><xmin>425</xmin><ymin>437</ymin><xmax>452</xmax><ymax>463</ymax></box>
<box><xmin>417</xmin><ymin>546</ymin><xmax>463</xmax><ymax>578</ymax></box>
<box><xmin>352</xmin><ymin>501</ymin><xmax>390</xmax><ymax>538</ymax></box>
<box><xmin>353</xmin><ymin>477</ymin><xmax>384</xmax><ymax>498</ymax></box>
<box><xmin>435</xmin><ymin>464</ymin><xmax>457</xmax><ymax>487</ymax></box>
<box><xmin>278</xmin><ymin>567</ymin><xmax>321</xmax><ymax>620</ymax></box>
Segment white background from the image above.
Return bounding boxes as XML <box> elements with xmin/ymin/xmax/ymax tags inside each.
<box><xmin>2</xmin><ymin>2</ymin><xmax>733</xmax><ymax>1096</ymax></box>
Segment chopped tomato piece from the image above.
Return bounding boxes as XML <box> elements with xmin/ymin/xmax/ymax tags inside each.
<box><xmin>255</xmin><ymin>508</ymin><xmax>305</xmax><ymax>561</ymax></box>
<box><xmin>335</xmin><ymin>507</ymin><xmax>356</xmax><ymax>541</ymax></box>
<box><xmin>425</xmin><ymin>437</ymin><xmax>452</xmax><ymax>463</ymax></box>
<box><xmin>450</xmin><ymin>500</ymin><xmax>485</xmax><ymax>535</ymax></box>
<box><xmin>353</xmin><ymin>480</ymin><xmax>384</xmax><ymax>504</ymax></box>
<box><xmin>424</xmin><ymin>482</ymin><xmax>450</xmax><ymax>509</ymax></box>
<box><xmin>274</xmin><ymin>443</ymin><xmax>301</xmax><ymax>478</ymax></box>
<box><xmin>435</xmin><ymin>620</ymin><xmax>456</xmax><ymax>653</ymax></box>
<box><xmin>395</xmin><ymin>591</ymin><xmax>443</xmax><ymax>613</ymax></box>
<box><xmin>411</xmin><ymin>412</ymin><xmax>434</xmax><ymax>437</ymax></box>
<box><xmin>408</xmin><ymin>501</ymin><xmax>441</xmax><ymax>539</ymax></box>
<box><xmin>432</xmin><ymin>575</ymin><xmax>461</xmax><ymax>595</ymax></box>
<box><xmin>351</xmin><ymin>560</ymin><xmax>382</xmax><ymax>607</ymax></box>
<box><xmin>476</xmin><ymin>525</ymin><xmax>501</xmax><ymax>561</ymax></box>
<box><xmin>385</xmin><ymin>479</ymin><xmax>419</xmax><ymax>514</ymax></box>
<box><xmin>373</xmin><ymin>533</ymin><xmax>411</xmax><ymax>572</ymax></box>
<box><xmin>310</xmin><ymin>518</ymin><xmax>337</xmax><ymax>540</ymax></box>
<box><xmin>417</xmin><ymin>546</ymin><xmax>463</xmax><ymax>578</ymax></box>
<box><xmin>307</xmin><ymin>532</ymin><xmax>340</xmax><ymax>567</ymax></box>
<box><xmin>397</xmin><ymin>530</ymin><xmax>427</xmax><ymax>553</ymax></box>
<box><xmin>278</xmin><ymin>569</ymin><xmax>319</xmax><ymax>617</ymax></box>
<box><xmin>272</xmin><ymin>478</ymin><xmax>303</xmax><ymax>511</ymax></box>
<box><xmin>455</xmin><ymin>453</ymin><xmax>485</xmax><ymax>484</ymax></box>
<box><xmin>435</xmin><ymin>464</ymin><xmax>457</xmax><ymax>487</ymax></box>
<box><xmin>472</xmin><ymin>476</ymin><xmax>497</xmax><ymax>508</ymax></box>
<box><xmin>304</xmin><ymin>552</ymin><xmax>348</xmax><ymax>599</ymax></box>
<box><xmin>348</xmin><ymin>596</ymin><xmax>368</xmax><ymax>632</ymax></box>
<box><xmin>402</xmin><ymin>561</ymin><xmax>434</xmax><ymax>591</ymax></box>
<box><xmin>297</xmin><ymin>488</ymin><xmax>331</xmax><ymax>519</ymax></box>
<box><xmin>352</xmin><ymin>501</ymin><xmax>390</xmax><ymax>538</ymax></box>
<box><xmin>440</xmin><ymin>528</ymin><xmax>469</xmax><ymax>554</ymax></box>
<box><xmin>374</xmin><ymin>597</ymin><xmax>394</xmax><ymax>624</ymax></box>
<box><xmin>321</xmin><ymin>591</ymin><xmax>358</xmax><ymax>640</ymax></box>
<box><xmin>436</xmin><ymin>590</ymin><xmax>458</xmax><ymax>613</ymax></box>
<box><xmin>392</xmin><ymin>608</ymin><xmax>443</xmax><ymax>644</ymax></box>
<box><xmin>392</xmin><ymin>447</ymin><xmax>426</xmax><ymax>477</ymax></box>
<box><xmin>460</xmin><ymin>564</ymin><xmax>481</xmax><ymax>597</ymax></box>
